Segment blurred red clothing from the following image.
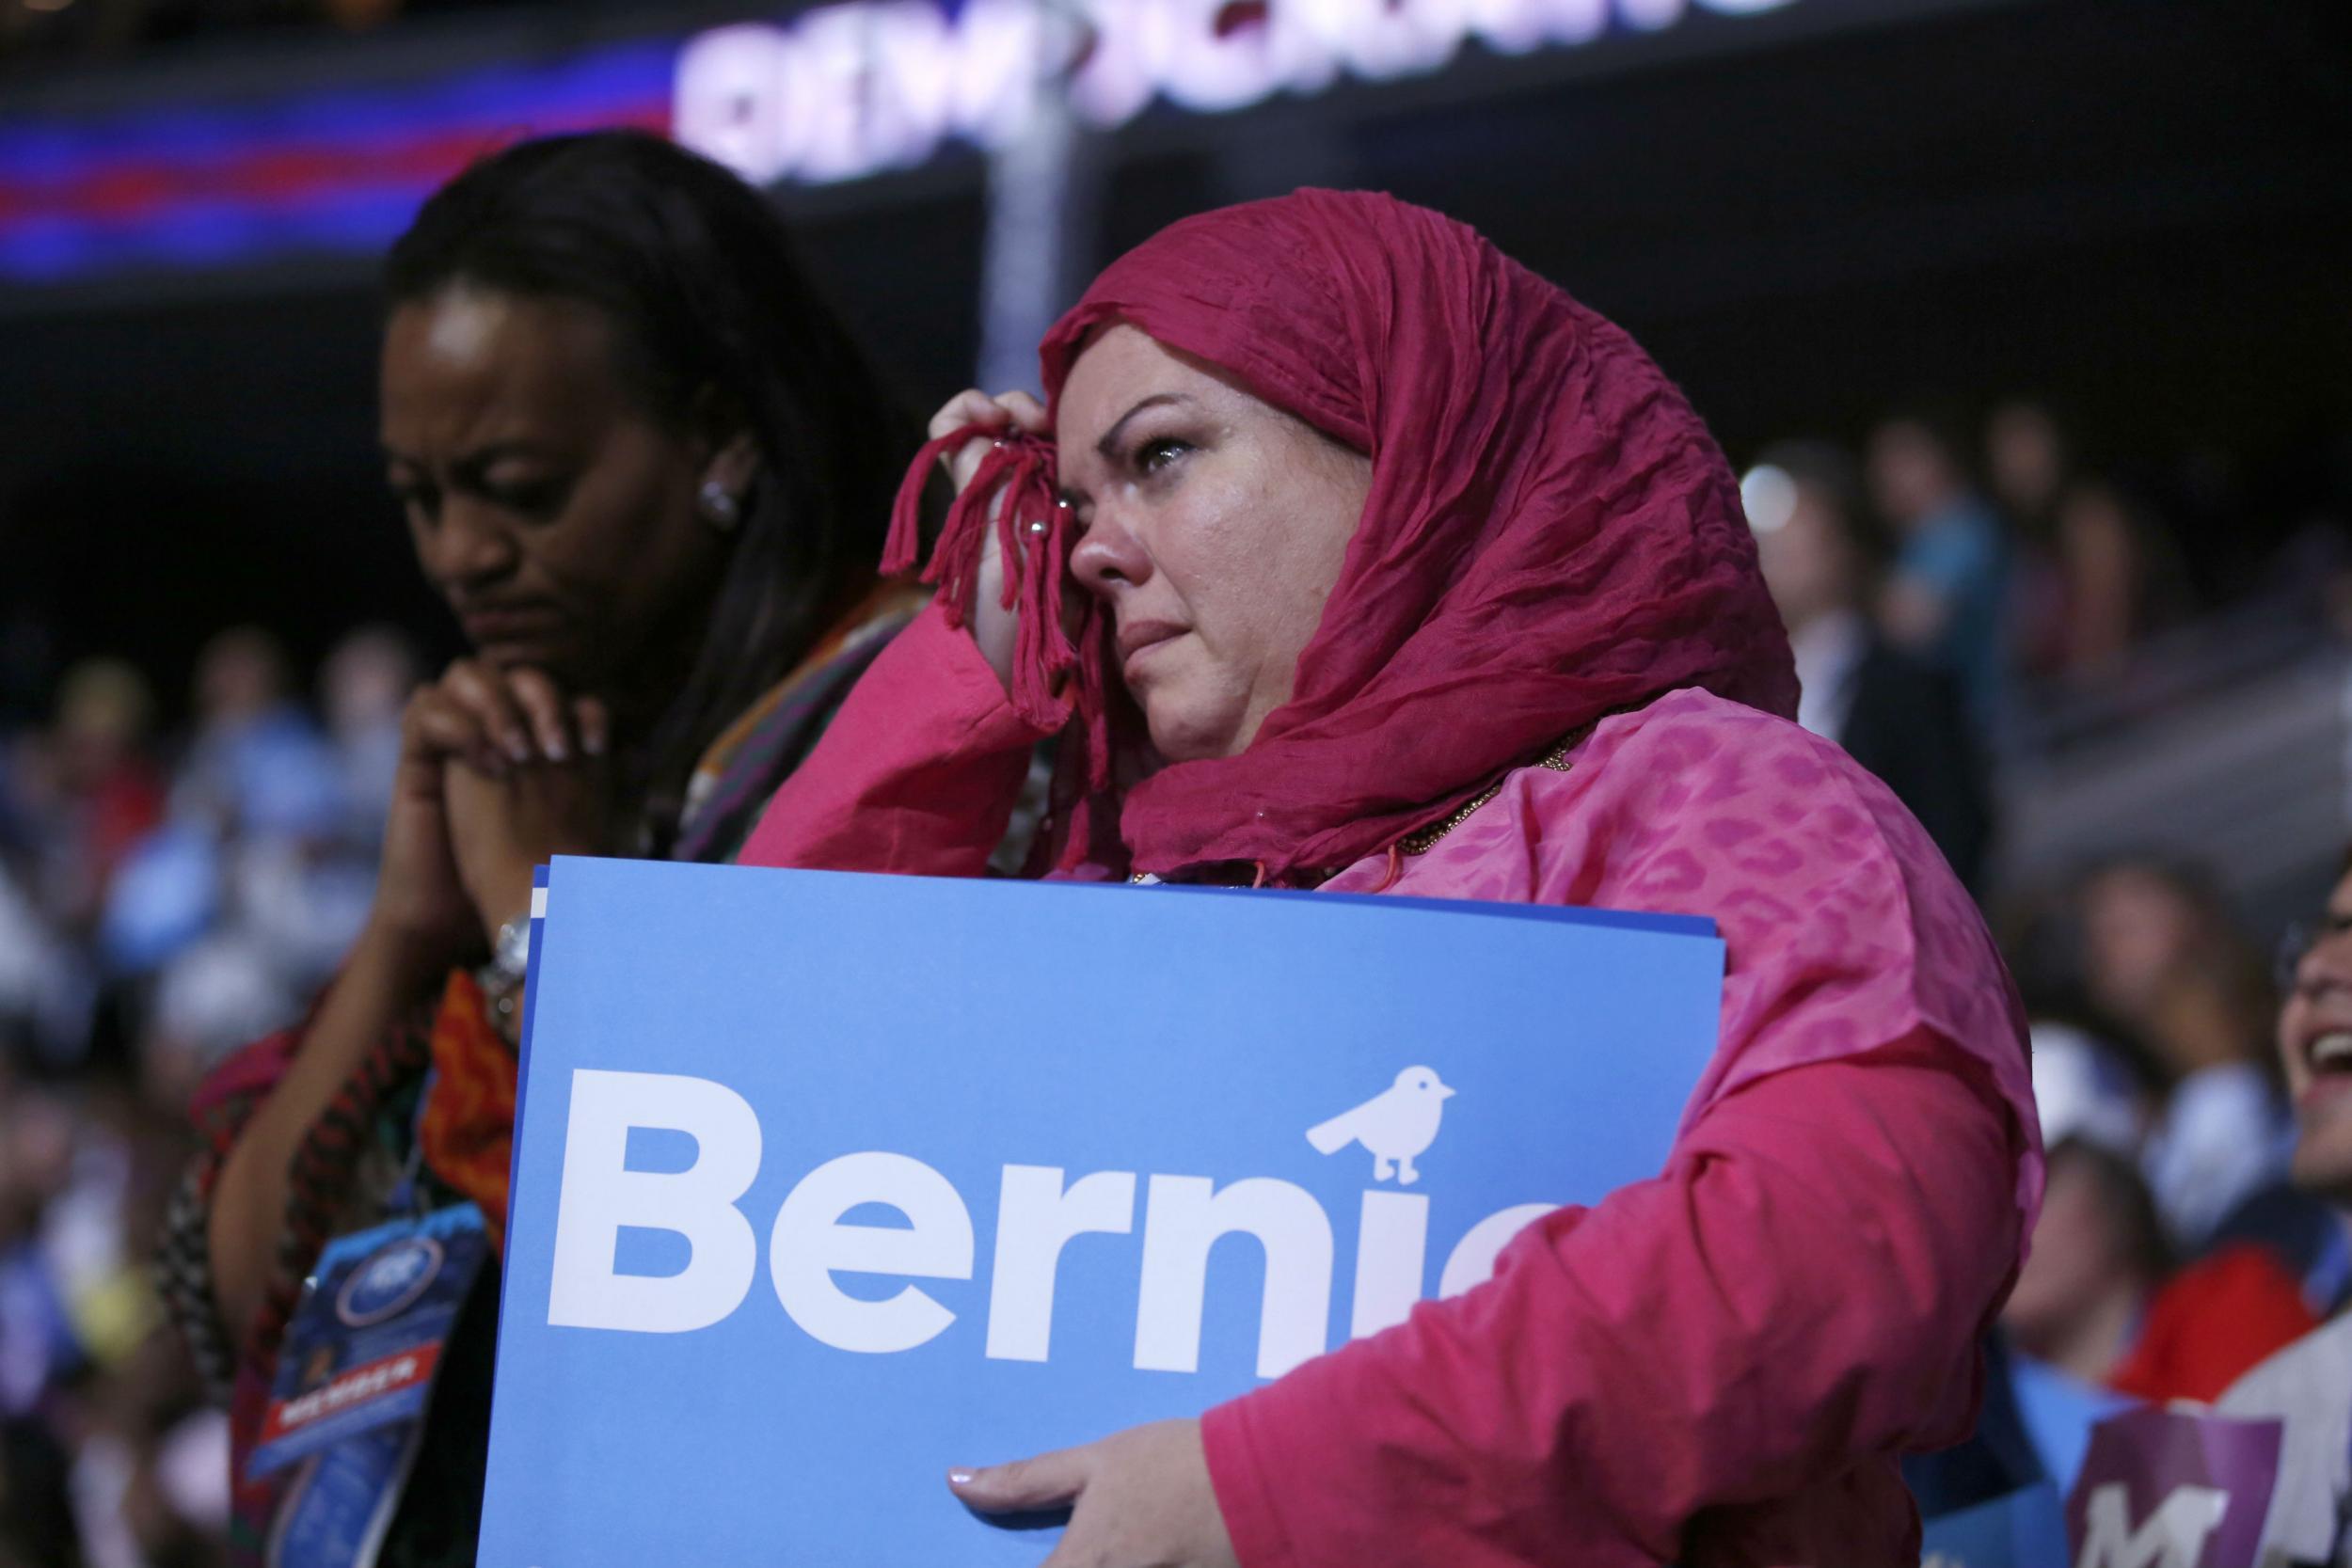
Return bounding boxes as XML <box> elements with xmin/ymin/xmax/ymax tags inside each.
<box><xmin>2109</xmin><ymin>1243</ymin><xmax>2319</xmax><ymax>1404</ymax></box>
<box><xmin>82</xmin><ymin>762</ymin><xmax>165</xmax><ymax>884</ymax></box>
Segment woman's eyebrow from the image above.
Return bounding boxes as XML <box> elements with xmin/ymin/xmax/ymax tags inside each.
<box><xmin>380</xmin><ymin>439</ymin><xmax>549</xmax><ymax>473</ymax></box>
<box><xmin>447</xmin><ymin>440</ymin><xmax>561</xmax><ymax>481</ymax></box>
<box><xmin>1095</xmin><ymin>392</ymin><xmax>1194</xmax><ymax>460</ymax></box>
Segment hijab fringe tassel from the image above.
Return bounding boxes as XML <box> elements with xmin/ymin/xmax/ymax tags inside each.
<box><xmin>884</xmin><ymin>425</ymin><xmax>1111</xmax><ymax>793</ymax></box>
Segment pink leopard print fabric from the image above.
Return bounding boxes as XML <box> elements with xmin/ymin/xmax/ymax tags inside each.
<box><xmin>1321</xmin><ymin>687</ymin><xmax>2042</xmax><ymax>1212</ymax></box>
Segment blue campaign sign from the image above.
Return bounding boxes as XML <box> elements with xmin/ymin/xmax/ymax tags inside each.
<box><xmin>477</xmin><ymin>856</ymin><xmax>1726</xmax><ymax>1566</ymax></box>
<box><xmin>1921</xmin><ymin>1483</ymin><xmax>2069</xmax><ymax>1567</ymax></box>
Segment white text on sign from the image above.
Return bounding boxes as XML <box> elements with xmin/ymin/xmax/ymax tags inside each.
<box><xmin>544</xmin><ymin>1069</ymin><xmax>1556</xmax><ymax>1379</ymax></box>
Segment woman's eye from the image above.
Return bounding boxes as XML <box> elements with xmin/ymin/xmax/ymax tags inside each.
<box><xmin>489</xmin><ymin>478</ymin><xmax>567</xmax><ymax>517</ymax></box>
<box><xmin>1135</xmin><ymin>438</ymin><xmax>1191</xmax><ymax>475</ymax></box>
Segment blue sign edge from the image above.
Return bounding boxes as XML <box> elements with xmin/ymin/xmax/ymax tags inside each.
<box><xmin>1127</xmin><ymin>879</ymin><xmax>1716</xmax><ymax>938</ymax></box>
<box><xmin>536</xmin><ymin>855</ymin><xmax>1716</xmax><ymax>938</ymax></box>
<box><xmin>484</xmin><ymin>863</ymin><xmax>551</xmax><ymax>1465</ymax></box>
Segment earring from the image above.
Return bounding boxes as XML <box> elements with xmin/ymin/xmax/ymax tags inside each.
<box><xmin>698</xmin><ymin>479</ymin><xmax>741</xmax><ymax>531</ymax></box>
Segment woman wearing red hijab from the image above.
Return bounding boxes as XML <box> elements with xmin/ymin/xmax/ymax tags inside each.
<box><xmin>739</xmin><ymin>191</ymin><xmax>2041</xmax><ymax>1566</ymax></box>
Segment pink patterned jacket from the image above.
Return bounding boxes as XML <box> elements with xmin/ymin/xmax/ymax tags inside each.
<box><xmin>739</xmin><ymin>599</ymin><xmax>2042</xmax><ymax>1567</ymax></box>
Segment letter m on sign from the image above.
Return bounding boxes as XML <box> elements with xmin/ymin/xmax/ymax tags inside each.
<box><xmin>2074</xmin><ymin>1485</ymin><xmax>2228</xmax><ymax>1568</ymax></box>
<box><xmin>2066</xmin><ymin>1405</ymin><xmax>2280</xmax><ymax>1568</ymax></box>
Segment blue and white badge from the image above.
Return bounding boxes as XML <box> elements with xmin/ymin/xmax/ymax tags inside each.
<box><xmin>251</xmin><ymin>1203</ymin><xmax>488</xmax><ymax>1481</ymax></box>
<box><xmin>263</xmin><ymin>1423</ymin><xmax>421</xmax><ymax>1568</ymax></box>
<box><xmin>336</xmin><ymin>1232</ymin><xmax>444</xmax><ymax>1326</ymax></box>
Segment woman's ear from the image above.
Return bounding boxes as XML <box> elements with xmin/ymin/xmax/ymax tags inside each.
<box><xmin>701</xmin><ymin>428</ymin><xmax>761</xmax><ymax>499</ymax></box>
<box><xmin>690</xmin><ymin>385</ymin><xmax>763</xmax><ymax>500</ymax></box>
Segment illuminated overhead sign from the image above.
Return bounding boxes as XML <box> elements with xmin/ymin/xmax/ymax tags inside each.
<box><xmin>675</xmin><ymin>0</ymin><xmax>1801</xmax><ymax>185</ymax></box>
<box><xmin>0</xmin><ymin>42</ymin><xmax>671</xmax><ymax>282</ymax></box>
<box><xmin>0</xmin><ymin>0</ymin><xmax>1794</xmax><ymax>282</ymax></box>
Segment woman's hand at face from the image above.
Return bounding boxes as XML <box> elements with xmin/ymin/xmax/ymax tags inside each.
<box><xmin>385</xmin><ymin>659</ymin><xmax>612</xmax><ymax>958</ymax></box>
<box><xmin>948</xmin><ymin>1418</ymin><xmax>1237</xmax><ymax>1568</ymax></box>
<box><xmin>435</xmin><ymin>662</ymin><xmax>613</xmax><ymax>945</ymax></box>
<box><xmin>928</xmin><ymin>388</ymin><xmax>1051</xmax><ymax>689</ymax></box>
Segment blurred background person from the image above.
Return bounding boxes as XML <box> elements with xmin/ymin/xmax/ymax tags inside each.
<box><xmin>1743</xmin><ymin>442</ymin><xmax>1994</xmax><ymax>892</ymax></box>
<box><xmin>96</xmin><ymin>629</ymin><xmax>342</xmax><ymax>989</ymax></box>
<box><xmin>2074</xmin><ymin>853</ymin><xmax>2296</xmax><ymax>1250</ymax></box>
<box><xmin>1991</xmin><ymin>397</ymin><xmax>2198</xmax><ymax>698</ymax></box>
<box><xmin>215</xmin><ymin>627</ymin><xmax>424</xmax><ymax>997</ymax></box>
<box><xmin>2217</xmin><ymin>848</ymin><xmax>2352</xmax><ymax>1562</ymax></box>
<box><xmin>39</xmin><ymin>660</ymin><xmax>166</xmax><ymax>943</ymax></box>
<box><xmin>1991</xmin><ymin>397</ymin><xmax>2081</xmax><ymax>686</ymax></box>
<box><xmin>1867</xmin><ymin>410</ymin><xmax>2011</xmax><ymax>735</ymax></box>
<box><xmin>2003</xmin><ymin>1022</ymin><xmax>2315</xmax><ymax>1406</ymax></box>
<box><xmin>172</xmin><ymin>629</ymin><xmax>342</xmax><ymax>855</ymax></box>
<box><xmin>1</xmin><ymin>1062</ymin><xmax>227</xmax><ymax>1568</ymax></box>
<box><xmin>0</xmin><ymin>661</ymin><xmax>165</xmax><ymax>1074</ymax></box>
<box><xmin>2000</xmin><ymin>1032</ymin><xmax>2171</xmax><ymax>1390</ymax></box>
<box><xmin>1987</xmin><ymin>398</ymin><xmax>2071</xmax><ymax>551</ymax></box>
<box><xmin>0</xmin><ymin>844</ymin><xmax>97</xmax><ymax>1078</ymax></box>
<box><xmin>158</xmin><ymin>129</ymin><xmax>923</xmax><ymax>1566</ymax></box>
<box><xmin>318</xmin><ymin>625</ymin><xmax>418</xmax><ymax>852</ymax></box>
<box><xmin>2044</xmin><ymin>477</ymin><xmax>2192</xmax><ymax>685</ymax></box>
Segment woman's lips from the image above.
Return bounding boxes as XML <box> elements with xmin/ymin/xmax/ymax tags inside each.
<box><xmin>460</xmin><ymin>605</ymin><xmax>564</xmax><ymax>645</ymax></box>
<box><xmin>2299</xmin><ymin>1026</ymin><xmax>2352</xmax><ymax>1108</ymax></box>
<box><xmin>2300</xmin><ymin>1073</ymin><xmax>2352</xmax><ymax>1114</ymax></box>
<box><xmin>1117</xmin><ymin>621</ymin><xmax>1186</xmax><ymax>679</ymax></box>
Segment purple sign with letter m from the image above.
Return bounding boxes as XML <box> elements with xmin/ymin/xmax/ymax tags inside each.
<box><xmin>2066</xmin><ymin>1405</ymin><xmax>2283</xmax><ymax>1568</ymax></box>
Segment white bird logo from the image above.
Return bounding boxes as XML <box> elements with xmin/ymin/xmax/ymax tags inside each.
<box><xmin>1305</xmin><ymin>1067</ymin><xmax>1456</xmax><ymax>1185</ymax></box>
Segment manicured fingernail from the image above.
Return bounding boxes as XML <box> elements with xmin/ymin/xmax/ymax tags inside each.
<box><xmin>505</xmin><ymin>735</ymin><xmax>532</xmax><ymax>763</ymax></box>
<box><xmin>948</xmin><ymin>1470</ymin><xmax>976</xmax><ymax>1487</ymax></box>
<box><xmin>583</xmin><ymin>731</ymin><xmax>607</xmax><ymax>756</ymax></box>
<box><xmin>544</xmin><ymin>736</ymin><xmax>569</xmax><ymax>762</ymax></box>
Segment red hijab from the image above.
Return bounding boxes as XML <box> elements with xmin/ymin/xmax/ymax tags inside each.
<box><xmin>889</xmin><ymin>189</ymin><xmax>1795</xmax><ymax>882</ymax></box>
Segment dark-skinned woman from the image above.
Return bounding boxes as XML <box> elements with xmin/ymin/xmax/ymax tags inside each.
<box><xmin>155</xmin><ymin>130</ymin><xmax>921</xmax><ymax>1566</ymax></box>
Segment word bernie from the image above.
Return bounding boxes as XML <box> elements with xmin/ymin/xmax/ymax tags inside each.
<box><xmin>546</xmin><ymin>1069</ymin><xmax>1556</xmax><ymax>1379</ymax></box>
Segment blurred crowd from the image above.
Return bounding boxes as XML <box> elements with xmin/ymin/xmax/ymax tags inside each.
<box><xmin>0</xmin><ymin>389</ymin><xmax>2345</xmax><ymax>1564</ymax></box>
<box><xmin>1745</xmin><ymin>398</ymin><xmax>2352</xmax><ymax>888</ymax></box>
<box><xmin>1742</xmin><ymin>398</ymin><xmax>2352</xmax><ymax>1502</ymax></box>
<box><xmin>0</xmin><ymin>624</ymin><xmax>414</xmax><ymax>1568</ymax></box>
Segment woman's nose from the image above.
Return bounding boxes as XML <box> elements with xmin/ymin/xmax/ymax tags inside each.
<box><xmin>422</xmin><ymin>499</ymin><xmax>519</xmax><ymax>591</ymax></box>
<box><xmin>1068</xmin><ymin>510</ymin><xmax>1152</xmax><ymax>601</ymax></box>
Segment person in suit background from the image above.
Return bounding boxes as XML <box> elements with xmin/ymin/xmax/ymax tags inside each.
<box><xmin>1745</xmin><ymin>441</ymin><xmax>1994</xmax><ymax>894</ymax></box>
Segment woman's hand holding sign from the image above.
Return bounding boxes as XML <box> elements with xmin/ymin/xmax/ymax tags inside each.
<box><xmin>951</xmin><ymin>1418</ymin><xmax>1237</xmax><ymax>1568</ymax></box>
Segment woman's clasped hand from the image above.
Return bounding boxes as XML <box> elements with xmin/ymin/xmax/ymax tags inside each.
<box><xmin>375</xmin><ymin>657</ymin><xmax>614</xmax><ymax>970</ymax></box>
